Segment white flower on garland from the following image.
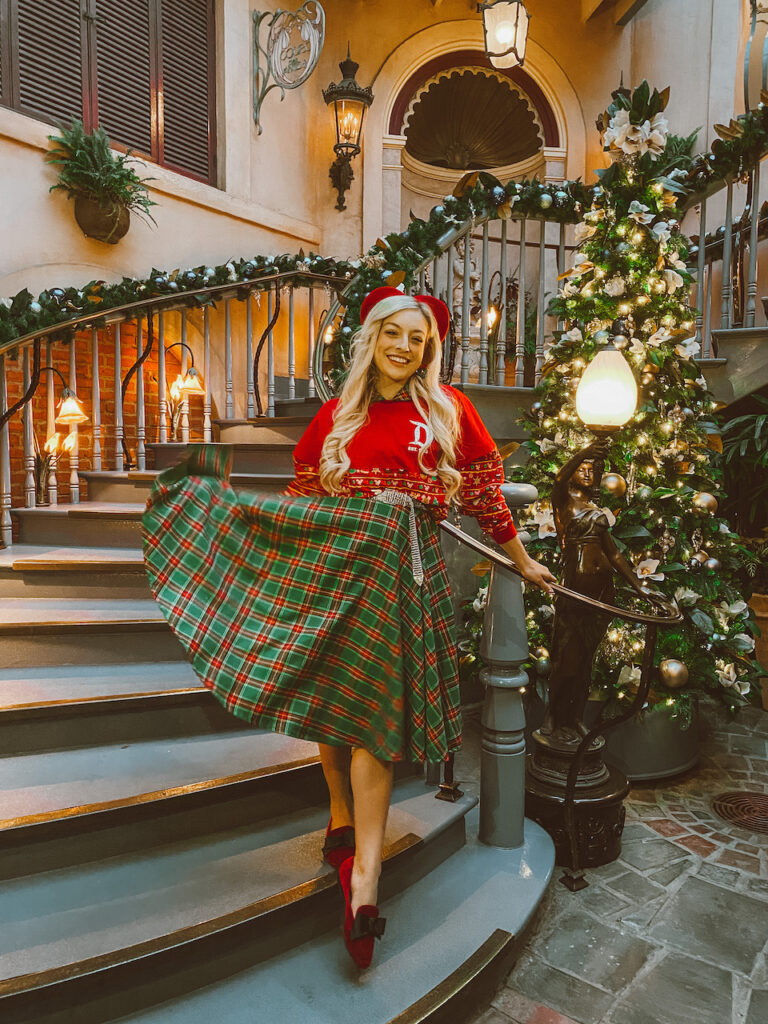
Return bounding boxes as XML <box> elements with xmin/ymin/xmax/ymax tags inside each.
<box><xmin>674</xmin><ymin>586</ymin><xmax>699</xmax><ymax>607</ymax></box>
<box><xmin>604</xmin><ymin>276</ymin><xmax>626</xmax><ymax>297</ymax></box>
<box><xmin>617</xmin><ymin>664</ymin><xmax>642</xmax><ymax>690</ymax></box>
<box><xmin>668</xmin><ymin>252</ymin><xmax>687</xmax><ymax>271</ymax></box>
<box><xmin>562</xmin><ymin>327</ymin><xmax>583</xmax><ymax>343</ymax></box>
<box><xmin>636</xmin><ymin>558</ymin><xmax>665</xmax><ymax>582</ymax></box>
<box><xmin>559</xmin><ymin>281</ymin><xmax>579</xmax><ymax>298</ymax></box>
<box><xmin>662</xmin><ymin>269</ymin><xmax>685</xmax><ymax>294</ymax></box>
<box><xmin>602</xmin><ymin>108</ymin><xmax>632</xmax><ymax>151</ymax></box>
<box><xmin>574</xmin><ymin>221</ymin><xmax>598</xmax><ymax>244</ymax></box>
<box><xmin>716</xmin><ymin>660</ymin><xmax>750</xmax><ymax>696</ymax></box>
<box><xmin>629</xmin><ymin>338</ymin><xmax>647</xmax><ymax>358</ymax></box>
<box><xmin>537</xmin><ymin>431</ymin><xmax>566</xmax><ymax>453</ymax></box>
<box><xmin>675</xmin><ymin>338</ymin><xmax>701</xmax><ymax>360</ymax></box>
<box><xmin>647</xmin><ymin>327</ymin><xmax>672</xmax><ymax>347</ymax></box>
<box><xmin>473</xmin><ymin>587</ymin><xmax>488</xmax><ymax>613</ymax></box>
<box><xmin>651</xmin><ymin>221</ymin><xmax>672</xmax><ymax>247</ymax></box>
<box><xmin>226</xmin><ymin>261</ymin><xmax>237</xmax><ymax>281</ymax></box>
<box><xmin>628</xmin><ymin>201</ymin><xmax>654</xmax><ymax>224</ymax></box>
<box><xmin>717</xmin><ymin>599</ymin><xmax>748</xmax><ymax>619</ymax></box>
<box><xmin>527</xmin><ymin>502</ymin><xmax>557</xmax><ymax>540</ymax></box>
<box><xmin>605</xmin><ymin>110</ymin><xmax>669</xmax><ymax>156</ymax></box>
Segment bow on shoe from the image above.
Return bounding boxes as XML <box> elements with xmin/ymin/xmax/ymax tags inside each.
<box><xmin>350</xmin><ymin>912</ymin><xmax>387</xmax><ymax>941</ymax></box>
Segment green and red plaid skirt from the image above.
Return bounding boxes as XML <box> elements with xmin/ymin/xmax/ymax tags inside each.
<box><xmin>142</xmin><ymin>445</ymin><xmax>462</xmax><ymax>762</ymax></box>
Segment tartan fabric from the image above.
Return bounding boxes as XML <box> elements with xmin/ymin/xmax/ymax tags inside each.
<box><xmin>142</xmin><ymin>445</ymin><xmax>461</xmax><ymax>762</ymax></box>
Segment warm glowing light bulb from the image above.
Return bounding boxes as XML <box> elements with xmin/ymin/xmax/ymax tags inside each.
<box><xmin>495</xmin><ymin>20</ymin><xmax>516</xmax><ymax>45</ymax></box>
<box><xmin>575</xmin><ymin>345</ymin><xmax>638</xmax><ymax>429</ymax></box>
<box><xmin>44</xmin><ymin>432</ymin><xmax>62</xmax><ymax>454</ymax></box>
<box><xmin>324</xmin><ymin>325</ymin><xmax>335</xmax><ymax>345</ymax></box>
<box><xmin>62</xmin><ymin>432</ymin><xmax>77</xmax><ymax>454</ymax></box>
<box><xmin>487</xmin><ymin>306</ymin><xmax>498</xmax><ymax>329</ymax></box>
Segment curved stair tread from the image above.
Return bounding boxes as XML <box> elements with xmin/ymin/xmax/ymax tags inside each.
<box><xmin>11</xmin><ymin>504</ymin><xmax>146</xmax><ymax>520</ymax></box>
<box><xmin>0</xmin><ymin>663</ymin><xmax>202</xmax><ymax>710</ymax></box>
<box><xmin>0</xmin><ymin>598</ymin><xmax>165</xmax><ymax>630</ymax></box>
<box><xmin>0</xmin><ymin>546</ymin><xmax>145</xmax><ymax>572</ymax></box>
<box><xmin>0</xmin><ymin>731</ymin><xmax>318</xmax><ymax>830</ymax></box>
<box><xmin>109</xmin><ymin>824</ymin><xmax>554</xmax><ymax>1024</ymax></box>
<box><xmin>0</xmin><ymin>785</ymin><xmax>476</xmax><ymax>994</ymax></box>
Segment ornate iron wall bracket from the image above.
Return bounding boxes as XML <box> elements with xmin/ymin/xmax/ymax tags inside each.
<box><xmin>252</xmin><ymin>2</ymin><xmax>325</xmax><ymax>134</ymax></box>
<box><xmin>329</xmin><ymin>153</ymin><xmax>354</xmax><ymax>211</ymax></box>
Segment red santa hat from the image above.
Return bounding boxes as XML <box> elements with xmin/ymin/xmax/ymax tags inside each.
<box><xmin>359</xmin><ymin>286</ymin><xmax>451</xmax><ymax>341</ymax></box>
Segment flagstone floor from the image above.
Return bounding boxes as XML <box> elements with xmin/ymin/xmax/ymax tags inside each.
<box><xmin>458</xmin><ymin>701</ymin><xmax>768</xmax><ymax>1024</ymax></box>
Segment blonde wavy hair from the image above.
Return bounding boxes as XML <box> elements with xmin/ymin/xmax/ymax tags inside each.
<box><xmin>319</xmin><ymin>294</ymin><xmax>463</xmax><ymax>500</ymax></box>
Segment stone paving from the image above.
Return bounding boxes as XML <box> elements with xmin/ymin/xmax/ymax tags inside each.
<box><xmin>458</xmin><ymin>701</ymin><xmax>768</xmax><ymax>1024</ymax></box>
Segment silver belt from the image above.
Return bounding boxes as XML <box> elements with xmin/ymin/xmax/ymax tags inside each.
<box><xmin>374</xmin><ymin>490</ymin><xmax>424</xmax><ymax>586</ymax></box>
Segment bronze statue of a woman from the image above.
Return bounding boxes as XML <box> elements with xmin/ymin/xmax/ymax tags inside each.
<box><xmin>541</xmin><ymin>440</ymin><xmax>651</xmax><ymax>744</ymax></box>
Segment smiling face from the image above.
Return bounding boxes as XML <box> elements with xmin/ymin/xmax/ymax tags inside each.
<box><xmin>573</xmin><ymin>459</ymin><xmax>595</xmax><ymax>490</ymax></box>
<box><xmin>372</xmin><ymin>308</ymin><xmax>430</xmax><ymax>394</ymax></box>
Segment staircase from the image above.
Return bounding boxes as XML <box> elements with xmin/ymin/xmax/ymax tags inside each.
<box><xmin>0</xmin><ymin>419</ymin><xmax>554</xmax><ymax>1024</ymax></box>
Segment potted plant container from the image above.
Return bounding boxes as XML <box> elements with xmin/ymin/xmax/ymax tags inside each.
<box><xmin>46</xmin><ymin>120</ymin><xmax>156</xmax><ymax>244</ymax></box>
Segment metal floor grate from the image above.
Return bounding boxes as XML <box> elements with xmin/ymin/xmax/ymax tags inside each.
<box><xmin>712</xmin><ymin>791</ymin><xmax>768</xmax><ymax>835</ymax></box>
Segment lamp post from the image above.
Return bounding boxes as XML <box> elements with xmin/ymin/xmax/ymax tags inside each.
<box><xmin>323</xmin><ymin>47</ymin><xmax>373</xmax><ymax>211</ymax></box>
<box><xmin>478</xmin><ymin>1</ymin><xmax>531</xmax><ymax>70</ymax></box>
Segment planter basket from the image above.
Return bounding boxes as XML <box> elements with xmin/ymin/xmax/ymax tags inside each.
<box><xmin>585</xmin><ymin>699</ymin><xmax>700</xmax><ymax>781</ymax></box>
<box><xmin>749</xmin><ymin>593</ymin><xmax>768</xmax><ymax>712</ymax></box>
<box><xmin>74</xmin><ymin>196</ymin><xmax>130</xmax><ymax>244</ymax></box>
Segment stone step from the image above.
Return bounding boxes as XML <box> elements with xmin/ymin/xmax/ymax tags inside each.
<box><xmin>215</xmin><ymin>416</ymin><xmax>312</xmax><ymax>445</ymax></box>
<box><xmin>81</xmin><ymin>471</ymin><xmax>293</xmax><ymax>503</ymax></box>
<box><xmin>148</xmin><ymin>442</ymin><xmax>295</xmax><ymax>473</ymax></box>
<box><xmin>12</xmin><ymin>504</ymin><xmax>145</xmax><ymax>548</ymax></box>
<box><xmin>0</xmin><ymin>661</ymin><xmax>200</xmax><ymax>709</ymax></box>
<box><xmin>0</xmin><ymin>544</ymin><xmax>148</xmax><ymax>597</ymax></box>
<box><xmin>0</xmin><ymin>729</ymin><xmax>324</xmax><ymax>879</ymax></box>
<box><xmin>0</xmin><ymin>598</ymin><xmax>184</xmax><ymax>667</ymax></box>
<box><xmin>0</xmin><ymin>783</ymin><xmax>478</xmax><ymax>1024</ymax></box>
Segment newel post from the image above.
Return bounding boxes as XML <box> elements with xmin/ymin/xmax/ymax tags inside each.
<box><xmin>478</xmin><ymin>482</ymin><xmax>537</xmax><ymax>848</ymax></box>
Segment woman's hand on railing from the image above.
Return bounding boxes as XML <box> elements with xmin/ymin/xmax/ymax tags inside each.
<box><xmin>501</xmin><ymin>535</ymin><xmax>556</xmax><ymax>595</ymax></box>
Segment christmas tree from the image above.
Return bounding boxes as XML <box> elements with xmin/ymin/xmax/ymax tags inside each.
<box><xmin>503</xmin><ymin>81</ymin><xmax>762</xmax><ymax>723</ymax></box>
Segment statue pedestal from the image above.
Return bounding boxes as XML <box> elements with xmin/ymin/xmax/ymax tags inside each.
<box><xmin>525</xmin><ymin>730</ymin><xmax>629</xmax><ymax>868</ymax></box>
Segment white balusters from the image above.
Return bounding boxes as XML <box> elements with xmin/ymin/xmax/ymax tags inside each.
<box><xmin>180</xmin><ymin>311</ymin><xmax>189</xmax><ymax>443</ymax></box>
<box><xmin>557</xmin><ymin>223</ymin><xmax>566</xmax><ymax>332</ymax></box>
<box><xmin>45</xmin><ymin>341</ymin><xmax>58</xmax><ymax>505</ymax></box>
<box><xmin>461</xmin><ymin>230</ymin><xmax>472</xmax><ymax>385</ymax></box>
<box><xmin>497</xmin><ymin>219</ymin><xmax>508</xmax><ymax>385</ymax></box>
<box><xmin>703</xmin><ymin>259</ymin><xmax>713</xmax><ymax>358</ymax></box>
<box><xmin>515</xmin><ymin>219</ymin><xmax>527</xmax><ymax>387</ymax></box>
<box><xmin>267</xmin><ymin>287</ymin><xmax>276</xmax><ymax>416</ymax></box>
<box><xmin>746</xmin><ymin>161</ymin><xmax>761</xmax><ymax>328</ymax></box>
<box><xmin>158</xmin><ymin>313</ymin><xmax>167</xmax><ymax>443</ymax></box>
<box><xmin>91</xmin><ymin>327</ymin><xmax>102</xmax><ymax>471</ymax></box>
<box><xmin>23</xmin><ymin>346</ymin><xmax>35</xmax><ymax>507</ymax></box>
<box><xmin>68</xmin><ymin>338</ymin><xmax>80</xmax><ymax>502</ymax></box>
<box><xmin>115</xmin><ymin>323</ymin><xmax>124</xmax><ymax>471</ymax></box>
<box><xmin>0</xmin><ymin>355</ymin><xmax>12</xmax><ymax>546</ymax></box>
<box><xmin>136</xmin><ymin>319</ymin><xmax>146</xmax><ymax>471</ymax></box>
<box><xmin>446</xmin><ymin>244</ymin><xmax>455</xmax><ymax>373</ymax></box>
<box><xmin>203</xmin><ymin>306</ymin><xmax>212</xmax><ymax>441</ymax></box>
<box><xmin>694</xmin><ymin>199</ymin><xmax>708</xmax><ymax>353</ymax></box>
<box><xmin>225</xmin><ymin>299</ymin><xmax>233</xmax><ymax>419</ymax></box>
<box><xmin>536</xmin><ymin>220</ymin><xmax>547</xmax><ymax>382</ymax></box>
<box><xmin>246</xmin><ymin>294</ymin><xmax>256</xmax><ymax>418</ymax></box>
<box><xmin>721</xmin><ymin>178</ymin><xmax>734</xmax><ymax>329</ymax></box>
<box><xmin>479</xmin><ymin>221</ymin><xmax>490</xmax><ymax>385</ymax></box>
<box><xmin>288</xmin><ymin>286</ymin><xmax>296</xmax><ymax>400</ymax></box>
<box><xmin>307</xmin><ymin>286</ymin><xmax>316</xmax><ymax>401</ymax></box>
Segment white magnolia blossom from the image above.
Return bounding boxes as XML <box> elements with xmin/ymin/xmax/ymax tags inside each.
<box><xmin>719</xmin><ymin>599</ymin><xmax>748</xmax><ymax>618</ymax></box>
<box><xmin>674</xmin><ymin>586</ymin><xmax>699</xmax><ymax>607</ymax></box>
<box><xmin>628</xmin><ymin>201</ymin><xmax>654</xmax><ymax>224</ymax></box>
<box><xmin>574</xmin><ymin>221</ymin><xmax>598</xmax><ymax>244</ymax></box>
<box><xmin>716</xmin><ymin>661</ymin><xmax>750</xmax><ymax>696</ymax></box>
<box><xmin>0</xmin><ymin>297</ymin><xmax>10</xmax><ymax>309</ymax></box>
<box><xmin>604</xmin><ymin>276</ymin><xmax>626</xmax><ymax>297</ymax></box>
<box><xmin>559</xmin><ymin>281</ymin><xmax>579</xmax><ymax>298</ymax></box>
<box><xmin>668</xmin><ymin>252</ymin><xmax>687</xmax><ymax>271</ymax></box>
<box><xmin>629</xmin><ymin>338</ymin><xmax>647</xmax><ymax>358</ymax></box>
<box><xmin>647</xmin><ymin>327</ymin><xmax>672</xmax><ymax>347</ymax></box>
<box><xmin>603</xmin><ymin>110</ymin><xmax>668</xmax><ymax>156</ymax></box>
<box><xmin>528</xmin><ymin>502</ymin><xmax>558</xmax><ymax>540</ymax></box>
<box><xmin>473</xmin><ymin>587</ymin><xmax>488</xmax><ymax>614</ymax></box>
<box><xmin>563</xmin><ymin>327</ymin><xmax>583</xmax><ymax>343</ymax></box>
<box><xmin>617</xmin><ymin>664</ymin><xmax>642</xmax><ymax>690</ymax></box>
<box><xmin>636</xmin><ymin>558</ymin><xmax>665</xmax><ymax>582</ymax></box>
<box><xmin>226</xmin><ymin>261</ymin><xmax>237</xmax><ymax>281</ymax></box>
<box><xmin>651</xmin><ymin>221</ymin><xmax>672</xmax><ymax>246</ymax></box>
<box><xmin>675</xmin><ymin>338</ymin><xmax>701</xmax><ymax>360</ymax></box>
<box><xmin>537</xmin><ymin>431</ymin><xmax>566</xmax><ymax>453</ymax></box>
<box><xmin>695</xmin><ymin>375</ymin><xmax>707</xmax><ymax>387</ymax></box>
<box><xmin>602</xmin><ymin>108</ymin><xmax>631</xmax><ymax>150</ymax></box>
<box><xmin>662</xmin><ymin>269</ymin><xmax>685</xmax><ymax>294</ymax></box>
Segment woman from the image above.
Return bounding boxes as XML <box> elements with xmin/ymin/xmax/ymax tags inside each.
<box><xmin>142</xmin><ymin>287</ymin><xmax>554</xmax><ymax>970</ymax></box>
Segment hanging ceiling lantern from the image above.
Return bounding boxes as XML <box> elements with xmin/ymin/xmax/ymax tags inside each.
<box><xmin>478</xmin><ymin>1</ymin><xmax>531</xmax><ymax>70</ymax></box>
<box><xmin>575</xmin><ymin>343</ymin><xmax>638</xmax><ymax>431</ymax></box>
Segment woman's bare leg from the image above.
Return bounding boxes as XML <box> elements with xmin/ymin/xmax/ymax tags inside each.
<box><xmin>349</xmin><ymin>746</ymin><xmax>394</xmax><ymax>915</ymax></box>
<box><xmin>317</xmin><ymin>743</ymin><xmax>354</xmax><ymax>828</ymax></box>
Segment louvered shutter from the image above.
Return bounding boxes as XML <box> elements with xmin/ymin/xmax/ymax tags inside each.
<box><xmin>158</xmin><ymin>0</ymin><xmax>214</xmax><ymax>182</ymax></box>
<box><xmin>92</xmin><ymin>0</ymin><xmax>154</xmax><ymax>156</ymax></box>
<box><xmin>0</xmin><ymin>1</ymin><xmax>10</xmax><ymax>107</ymax></box>
<box><xmin>13</xmin><ymin>0</ymin><xmax>87</xmax><ymax>126</ymax></box>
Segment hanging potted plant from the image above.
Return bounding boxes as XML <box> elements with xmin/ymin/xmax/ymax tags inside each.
<box><xmin>46</xmin><ymin>120</ymin><xmax>157</xmax><ymax>244</ymax></box>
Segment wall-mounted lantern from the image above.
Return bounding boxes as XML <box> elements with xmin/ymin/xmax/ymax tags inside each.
<box><xmin>478</xmin><ymin>1</ymin><xmax>530</xmax><ymax>70</ymax></box>
<box><xmin>323</xmin><ymin>47</ymin><xmax>374</xmax><ymax>211</ymax></box>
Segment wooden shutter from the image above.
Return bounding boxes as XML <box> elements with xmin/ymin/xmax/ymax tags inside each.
<box><xmin>0</xmin><ymin>1</ymin><xmax>10</xmax><ymax>107</ymax></box>
<box><xmin>92</xmin><ymin>0</ymin><xmax>154</xmax><ymax>156</ymax></box>
<box><xmin>12</xmin><ymin>0</ymin><xmax>87</xmax><ymax>126</ymax></box>
<box><xmin>158</xmin><ymin>0</ymin><xmax>215</xmax><ymax>183</ymax></box>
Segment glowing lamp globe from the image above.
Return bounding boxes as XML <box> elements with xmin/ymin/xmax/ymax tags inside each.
<box><xmin>178</xmin><ymin>366</ymin><xmax>206</xmax><ymax>396</ymax></box>
<box><xmin>478</xmin><ymin>1</ymin><xmax>530</xmax><ymax>69</ymax></box>
<box><xmin>55</xmin><ymin>388</ymin><xmax>89</xmax><ymax>426</ymax></box>
<box><xmin>575</xmin><ymin>344</ymin><xmax>638</xmax><ymax>431</ymax></box>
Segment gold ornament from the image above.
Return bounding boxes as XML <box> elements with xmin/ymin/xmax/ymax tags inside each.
<box><xmin>602</xmin><ymin>472</ymin><xmax>627</xmax><ymax>497</ymax></box>
<box><xmin>533</xmin><ymin>646</ymin><xmax>550</xmax><ymax>660</ymax></box>
<box><xmin>692</xmin><ymin>491</ymin><xmax>718</xmax><ymax>514</ymax></box>
<box><xmin>691</xmin><ymin>550</ymin><xmax>709</xmax><ymax>564</ymax></box>
<box><xmin>659</xmin><ymin>658</ymin><xmax>689</xmax><ymax>689</ymax></box>
<box><xmin>641</xmin><ymin>372</ymin><xmax>655</xmax><ymax>386</ymax></box>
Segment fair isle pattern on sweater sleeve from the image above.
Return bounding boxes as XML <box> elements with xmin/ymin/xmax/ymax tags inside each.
<box><xmin>457</xmin><ymin>450</ymin><xmax>517</xmax><ymax>544</ymax></box>
<box><xmin>283</xmin><ymin>461</ymin><xmax>327</xmax><ymax>497</ymax></box>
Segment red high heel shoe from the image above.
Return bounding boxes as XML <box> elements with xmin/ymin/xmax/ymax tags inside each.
<box><xmin>338</xmin><ymin>855</ymin><xmax>386</xmax><ymax>969</ymax></box>
<box><xmin>322</xmin><ymin>819</ymin><xmax>356</xmax><ymax>869</ymax></box>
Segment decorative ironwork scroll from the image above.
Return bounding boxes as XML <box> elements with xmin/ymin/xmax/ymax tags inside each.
<box><xmin>252</xmin><ymin>2</ymin><xmax>325</xmax><ymax>133</ymax></box>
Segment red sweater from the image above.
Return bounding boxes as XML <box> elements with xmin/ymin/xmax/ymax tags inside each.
<box><xmin>285</xmin><ymin>386</ymin><xmax>517</xmax><ymax>544</ymax></box>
